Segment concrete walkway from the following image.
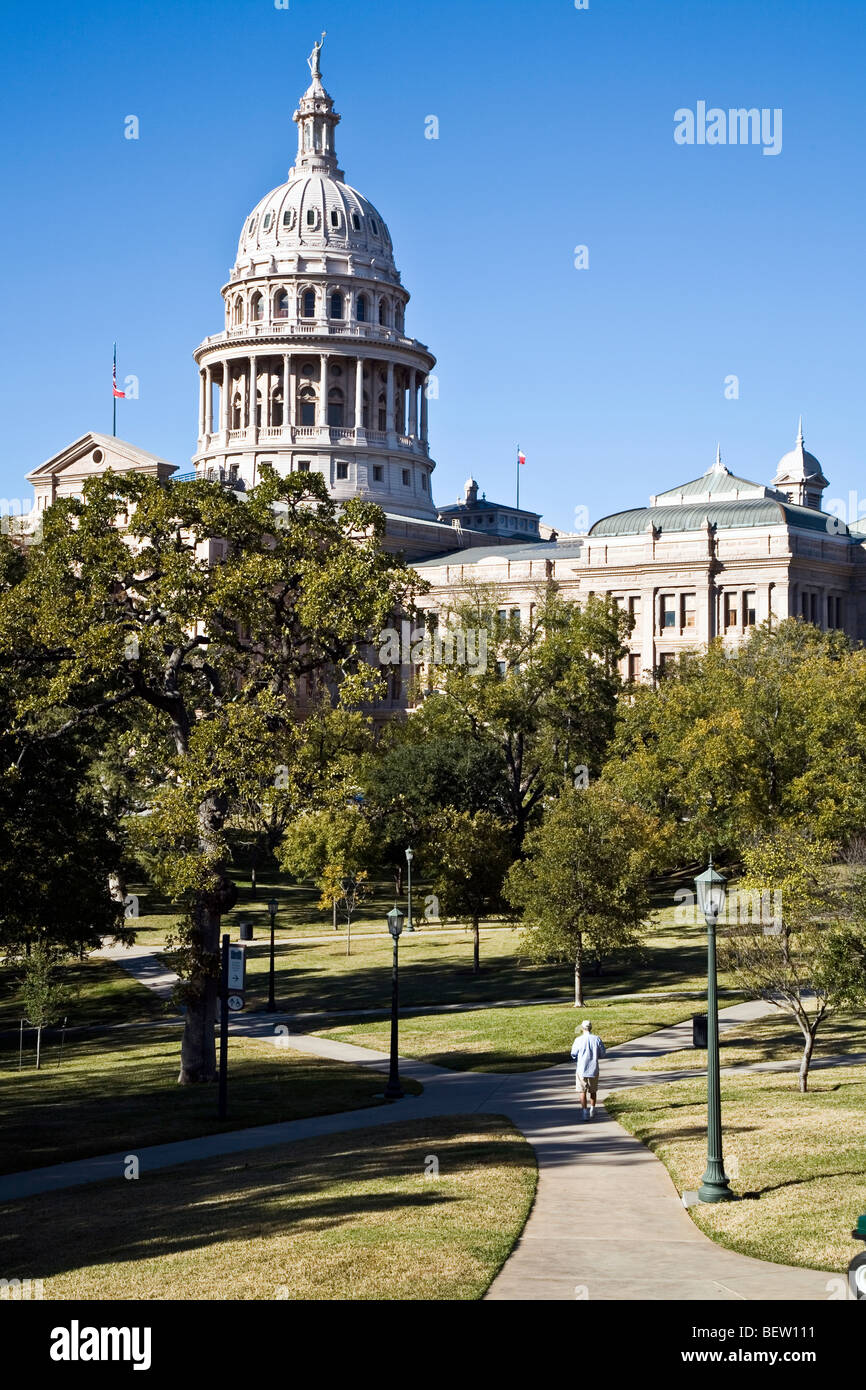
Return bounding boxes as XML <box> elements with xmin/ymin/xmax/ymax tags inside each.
<box><xmin>1</xmin><ymin>996</ymin><xmax>843</xmax><ymax>1300</ymax></box>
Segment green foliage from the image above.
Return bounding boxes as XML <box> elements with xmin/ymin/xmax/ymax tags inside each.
<box><xmin>605</xmin><ymin>620</ymin><xmax>866</xmax><ymax>863</ymax></box>
<box><xmin>505</xmin><ymin>781</ymin><xmax>664</xmax><ymax>999</ymax></box>
<box><xmin>413</xmin><ymin>585</ymin><xmax>629</xmax><ymax>840</ymax></box>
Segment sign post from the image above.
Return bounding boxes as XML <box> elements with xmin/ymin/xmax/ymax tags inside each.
<box><xmin>218</xmin><ymin>934</ymin><xmax>229</xmax><ymax>1119</ymax></box>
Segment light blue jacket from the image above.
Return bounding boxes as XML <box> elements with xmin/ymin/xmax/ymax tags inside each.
<box><xmin>571</xmin><ymin>1031</ymin><xmax>606</xmax><ymax>1077</ymax></box>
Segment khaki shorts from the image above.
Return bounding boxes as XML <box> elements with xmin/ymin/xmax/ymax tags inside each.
<box><xmin>576</xmin><ymin>1073</ymin><xmax>598</xmax><ymax>1098</ymax></box>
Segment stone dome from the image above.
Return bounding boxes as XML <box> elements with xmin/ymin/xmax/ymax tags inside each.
<box><xmin>235</xmin><ymin>174</ymin><xmax>396</xmax><ymax>276</ymax></box>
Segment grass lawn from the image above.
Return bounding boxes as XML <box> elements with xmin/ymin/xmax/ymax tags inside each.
<box><xmin>0</xmin><ymin>955</ymin><xmax>166</xmax><ymax>1037</ymax></box>
<box><xmin>632</xmin><ymin>1010</ymin><xmax>866</xmax><ymax>1072</ymax></box>
<box><xmin>318</xmin><ymin>996</ymin><xmax>706</xmax><ymax>1072</ymax></box>
<box><xmin>0</xmin><ymin>1114</ymin><xmax>536</xmax><ymax>1300</ymax></box>
<box><xmin>0</xmin><ymin>1029</ymin><xmax>420</xmax><ymax>1176</ymax></box>
<box><xmin>606</xmin><ymin>1066</ymin><xmax>866</xmax><ymax>1273</ymax></box>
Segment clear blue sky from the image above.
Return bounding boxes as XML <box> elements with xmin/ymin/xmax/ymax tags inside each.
<box><xmin>1</xmin><ymin>0</ymin><xmax>864</xmax><ymax>532</ymax></box>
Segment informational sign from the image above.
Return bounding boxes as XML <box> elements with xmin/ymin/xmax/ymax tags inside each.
<box><xmin>227</xmin><ymin>944</ymin><xmax>246</xmax><ymax>992</ymax></box>
<box><xmin>227</xmin><ymin>994</ymin><xmax>245</xmax><ymax>1012</ymax></box>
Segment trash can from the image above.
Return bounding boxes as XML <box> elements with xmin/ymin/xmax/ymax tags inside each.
<box><xmin>692</xmin><ymin>1013</ymin><xmax>708</xmax><ymax>1048</ymax></box>
<box><xmin>239</xmin><ymin>920</ymin><xmax>253</xmax><ymax>942</ymax></box>
<box><xmin>849</xmin><ymin>1216</ymin><xmax>866</xmax><ymax>1300</ymax></box>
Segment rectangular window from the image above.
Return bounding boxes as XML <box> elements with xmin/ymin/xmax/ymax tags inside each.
<box><xmin>810</xmin><ymin>592</ymin><xmax>819</xmax><ymax>624</ymax></box>
<box><xmin>510</xmin><ymin>608</ymin><xmax>521</xmax><ymax>626</ymax></box>
<box><xmin>743</xmin><ymin>591</ymin><xmax>757</xmax><ymax>626</ymax></box>
<box><xmin>657</xmin><ymin>652</ymin><xmax>674</xmax><ymax>676</ymax></box>
<box><xmin>628</xmin><ymin>653</ymin><xmax>641</xmax><ymax>682</ymax></box>
<box><xmin>801</xmin><ymin>591</ymin><xmax>809</xmax><ymax>618</ymax></box>
<box><xmin>681</xmin><ymin>593</ymin><xmax>696</xmax><ymax>629</ymax></box>
<box><xmin>660</xmin><ymin>594</ymin><xmax>676</xmax><ymax>630</ymax></box>
<box><xmin>297</xmin><ymin>460</ymin><xmax>310</xmax><ymax>473</ymax></box>
<box><xmin>402</xmin><ymin>468</ymin><xmax>411</xmax><ymax>486</ymax></box>
<box><xmin>336</xmin><ymin>462</ymin><xmax>348</xmax><ymax>480</ymax></box>
<box><xmin>724</xmin><ymin>593</ymin><xmax>738</xmax><ymax>628</ymax></box>
<box><xmin>372</xmin><ymin>465</ymin><xmax>383</xmax><ymax>482</ymax></box>
<box><xmin>421</xmin><ymin>474</ymin><xmax>428</xmax><ymax>490</ymax></box>
<box><xmin>629</xmin><ymin>595</ymin><xmax>642</xmax><ymax>622</ymax></box>
<box><xmin>301</xmin><ymin>402</ymin><xmax>316</xmax><ymax>425</ymax></box>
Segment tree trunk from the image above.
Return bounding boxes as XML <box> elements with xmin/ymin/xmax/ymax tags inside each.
<box><xmin>574</xmin><ymin>935</ymin><xmax>584</xmax><ymax>1007</ymax></box>
<box><xmin>178</xmin><ymin>792</ymin><xmax>237</xmax><ymax>1085</ymax></box>
<box><xmin>473</xmin><ymin>919</ymin><xmax>480</xmax><ymax>975</ymax></box>
<box><xmin>35</xmin><ymin>1023</ymin><xmax>42</xmax><ymax>1071</ymax></box>
<box><xmin>799</xmin><ymin>1027</ymin><xmax>816</xmax><ymax>1093</ymax></box>
<box><xmin>250</xmin><ymin>862</ymin><xmax>257</xmax><ymax>894</ymax></box>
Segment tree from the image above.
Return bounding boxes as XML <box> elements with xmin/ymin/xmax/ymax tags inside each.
<box><xmin>505</xmin><ymin>782</ymin><xmax>663</xmax><ymax>1005</ymax></box>
<box><xmin>426</xmin><ymin>808</ymin><xmax>514</xmax><ymax>973</ymax></box>
<box><xmin>723</xmin><ymin>825</ymin><xmax>864</xmax><ymax>1091</ymax></box>
<box><xmin>0</xmin><ymin>467</ymin><xmax>415</xmax><ymax>1084</ymax></box>
<box><xmin>19</xmin><ymin>945</ymin><xmax>72</xmax><ymax>1069</ymax></box>
<box><xmin>415</xmin><ymin>585</ymin><xmax>630</xmax><ymax>843</ymax></box>
<box><xmin>606</xmin><ymin>621</ymin><xmax>866</xmax><ymax>864</ymax></box>
<box><xmin>280</xmin><ymin>803</ymin><xmax>376</xmax><ymax>952</ymax></box>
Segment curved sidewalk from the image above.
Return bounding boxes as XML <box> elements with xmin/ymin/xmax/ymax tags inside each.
<box><xmin>1</xmin><ymin>1003</ymin><xmax>841</xmax><ymax>1301</ymax></box>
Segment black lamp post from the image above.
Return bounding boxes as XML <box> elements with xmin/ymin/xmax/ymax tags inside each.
<box><xmin>405</xmin><ymin>848</ymin><xmax>415</xmax><ymax>932</ymax></box>
<box><xmin>385</xmin><ymin>905</ymin><xmax>405</xmax><ymax>1099</ymax></box>
<box><xmin>694</xmin><ymin>860</ymin><xmax>736</xmax><ymax>1203</ymax></box>
<box><xmin>266</xmin><ymin>897</ymin><xmax>279</xmax><ymax>1013</ymax></box>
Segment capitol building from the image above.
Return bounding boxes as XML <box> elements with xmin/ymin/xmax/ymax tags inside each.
<box><xmin>21</xmin><ymin>43</ymin><xmax>866</xmax><ymax>682</ymax></box>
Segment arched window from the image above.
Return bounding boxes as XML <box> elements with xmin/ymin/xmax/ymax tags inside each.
<box><xmin>362</xmin><ymin>391</ymin><xmax>370</xmax><ymax>428</ymax></box>
<box><xmin>330</xmin><ymin>291</ymin><xmax>344</xmax><ymax>319</ymax></box>
<box><xmin>255</xmin><ymin>391</ymin><xmax>263</xmax><ymax>427</ymax></box>
<box><xmin>378</xmin><ymin>300</ymin><xmax>388</xmax><ymax>326</ymax></box>
<box><xmin>395</xmin><ymin>305</ymin><xmax>404</xmax><ymax>331</ymax></box>
<box><xmin>233</xmin><ymin>296</ymin><xmax>243</xmax><ymax>325</ymax></box>
<box><xmin>251</xmin><ymin>292</ymin><xmax>263</xmax><ymax>322</ymax></box>
<box><xmin>298</xmin><ymin>385</ymin><xmax>316</xmax><ymax>427</ymax></box>
<box><xmin>377</xmin><ymin>391</ymin><xmax>387</xmax><ymax>432</ymax></box>
<box><xmin>272</xmin><ymin>389</ymin><xmax>284</xmax><ymax>427</ymax></box>
<box><xmin>356</xmin><ymin>295</ymin><xmax>367</xmax><ymax>323</ymax></box>
<box><xmin>351</xmin><ymin>212</ymin><xmax>361</xmax><ymax>231</ymax></box>
<box><xmin>301</xmin><ymin>289</ymin><xmax>316</xmax><ymax>318</ymax></box>
<box><xmin>232</xmin><ymin>393</ymin><xmax>242</xmax><ymax>430</ymax></box>
<box><xmin>328</xmin><ymin>387</ymin><xmax>345</xmax><ymax>427</ymax></box>
<box><xmin>275</xmin><ymin>290</ymin><xmax>289</xmax><ymax>319</ymax></box>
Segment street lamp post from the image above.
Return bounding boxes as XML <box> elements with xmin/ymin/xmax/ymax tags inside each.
<box><xmin>266</xmin><ymin>897</ymin><xmax>279</xmax><ymax>1013</ymax></box>
<box><xmin>405</xmin><ymin>847</ymin><xmax>415</xmax><ymax>933</ymax></box>
<box><xmin>695</xmin><ymin>860</ymin><xmax>736</xmax><ymax>1203</ymax></box>
<box><xmin>385</xmin><ymin>906</ymin><xmax>405</xmax><ymax>1099</ymax></box>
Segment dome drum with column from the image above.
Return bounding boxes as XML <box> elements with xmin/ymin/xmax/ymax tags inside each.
<box><xmin>191</xmin><ymin>41</ymin><xmax>437</xmax><ymax>520</ymax></box>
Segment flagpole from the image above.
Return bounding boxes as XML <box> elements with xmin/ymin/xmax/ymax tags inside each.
<box><xmin>113</xmin><ymin>342</ymin><xmax>117</xmax><ymax>437</ymax></box>
<box><xmin>516</xmin><ymin>445</ymin><xmax>520</xmax><ymax>510</ymax></box>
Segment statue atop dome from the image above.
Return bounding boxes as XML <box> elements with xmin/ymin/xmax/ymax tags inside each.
<box><xmin>308</xmin><ymin>32</ymin><xmax>326</xmax><ymax>79</ymax></box>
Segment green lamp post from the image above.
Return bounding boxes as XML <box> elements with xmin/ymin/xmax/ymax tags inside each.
<box><xmin>384</xmin><ymin>906</ymin><xmax>405</xmax><ymax>1100</ymax></box>
<box><xmin>694</xmin><ymin>859</ymin><xmax>736</xmax><ymax>1204</ymax></box>
<box><xmin>405</xmin><ymin>847</ymin><xmax>415</xmax><ymax>933</ymax></box>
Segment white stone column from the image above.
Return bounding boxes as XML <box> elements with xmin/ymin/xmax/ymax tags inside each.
<box><xmin>205</xmin><ymin>366</ymin><xmax>213</xmax><ymax>435</ymax></box>
<box><xmin>198</xmin><ymin>370</ymin><xmax>206</xmax><ymax>438</ymax></box>
<box><xmin>283</xmin><ymin>353</ymin><xmax>291</xmax><ymax>429</ymax></box>
<box><xmin>355</xmin><ymin>356</ymin><xmax>364</xmax><ymax>431</ymax></box>
<box><xmin>408</xmin><ymin>368</ymin><xmax>418</xmax><ymax>437</ymax></box>
<box><xmin>386</xmin><ymin>362</ymin><xmax>395</xmax><ymax>435</ymax></box>
<box><xmin>249</xmin><ymin>356</ymin><xmax>258</xmax><ymax>433</ymax></box>
<box><xmin>222</xmin><ymin>363</ymin><xmax>232</xmax><ymax>435</ymax></box>
<box><xmin>319</xmin><ymin>353</ymin><xmax>329</xmax><ymax>427</ymax></box>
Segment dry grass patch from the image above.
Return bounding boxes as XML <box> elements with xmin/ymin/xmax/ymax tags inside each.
<box><xmin>632</xmin><ymin>1010</ymin><xmax>866</xmax><ymax>1072</ymax></box>
<box><xmin>606</xmin><ymin>1066</ymin><xmax>866</xmax><ymax>1272</ymax></box>
<box><xmin>1</xmin><ymin>1115</ymin><xmax>536</xmax><ymax>1300</ymax></box>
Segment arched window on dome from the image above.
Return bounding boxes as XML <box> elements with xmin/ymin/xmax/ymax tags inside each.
<box><xmin>251</xmin><ymin>292</ymin><xmax>264</xmax><ymax>322</ymax></box>
<box><xmin>351</xmin><ymin>212</ymin><xmax>361</xmax><ymax>232</ymax></box>
<box><xmin>378</xmin><ymin>299</ymin><xmax>389</xmax><ymax>327</ymax></box>
<box><xmin>255</xmin><ymin>390</ymin><xmax>263</xmax><ymax>428</ymax></box>
<box><xmin>362</xmin><ymin>391</ymin><xmax>370</xmax><ymax>429</ymax></box>
<box><xmin>301</xmin><ymin>289</ymin><xmax>316</xmax><ymax>319</ymax></box>
<box><xmin>232</xmin><ymin>393</ymin><xmax>243</xmax><ymax>430</ymax></box>
<box><xmin>298</xmin><ymin>385</ymin><xmax>316</xmax><ymax>427</ymax></box>
<box><xmin>330</xmin><ymin>209</ymin><xmax>341</xmax><ymax>229</ymax></box>
<box><xmin>356</xmin><ymin>295</ymin><xmax>368</xmax><ymax>323</ymax></box>
<box><xmin>329</xmin><ymin>291</ymin><xmax>344</xmax><ymax>319</ymax></box>
<box><xmin>275</xmin><ymin>289</ymin><xmax>289</xmax><ymax>320</ymax></box>
<box><xmin>328</xmin><ymin>387</ymin><xmax>345</xmax><ymax>428</ymax></box>
<box><xmin>395</xmin><ymin>304</ymin><xmax>405</xmax><ymax>332</ymax></box>
<box><xmin>377</xmin><ymin>391</ymin><xmax>387</xmax><ymax>432</ymax></box>
<box><xmin>233</xmin><ymin>296</ymin><xmax>243</xmax><ymax>326</ymax></box>
<box><xmin>271</xmin><ymin>387</ymin><xmax>284</xmax><ymax>428</ymax></box>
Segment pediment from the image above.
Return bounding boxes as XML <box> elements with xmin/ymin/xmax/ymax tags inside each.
<box><xmin>27</xmin><ymin>433</ymin><xmax>177</xmax><ymax>492</ymax></box>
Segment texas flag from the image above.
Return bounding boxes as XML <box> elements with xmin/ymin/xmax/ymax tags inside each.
<box><xmin>517</xmin><ymin>448</ymin><xmax>526</xmax><ymax>466</ymax></box>
<box><xmin>113</xmin><ymin>342</ymin><xmax>125</xmax><ymax>399</ymax></box>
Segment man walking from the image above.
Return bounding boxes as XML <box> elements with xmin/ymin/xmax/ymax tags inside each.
<box><xmin>571</xmin><ymin>1019</ymin><xmax>606</xmax><ymax>1120</ymax></box>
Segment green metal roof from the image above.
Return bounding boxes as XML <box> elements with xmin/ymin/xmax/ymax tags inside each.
<box><xmin>652</xmin><ymin>469</ymin><xmax>768</xmax><ymax>504</ymax></box>
<box><xmin>589</xmin><ymin>497</ymin><xmax>848</xmax><ymax>538</ymax></box>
